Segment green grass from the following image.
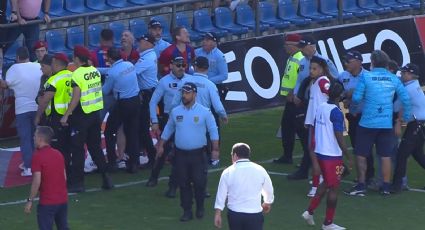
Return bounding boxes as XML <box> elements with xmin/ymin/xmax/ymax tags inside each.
<box><xmin>1</xmin><ymin>107</ymin><xmax>425</xmax><ymax>229</ymax></box>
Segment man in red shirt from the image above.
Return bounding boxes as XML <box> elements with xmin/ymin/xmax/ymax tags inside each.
<box><xmin>121</xmin><ymin>30</ymin><xmax>140</xmax><ymax>64</ymax></box>
<box><xmin>90</xmin><ymin>29</ymin><xmax>114</xmax><ymax>68</ymax></box>
<box><xmin>24</xmin><ymin>126</ymin><xmax>68</xmax><ymax>230</ymax></box>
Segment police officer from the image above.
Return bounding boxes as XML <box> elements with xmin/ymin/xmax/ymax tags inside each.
<box><xmin>274</xmin><ymin>33</ymin><xmax>308</xmax><ymax>165</ymax></box>
<box><xmin>135</xmin><ymin>34</ymin><xmax>158</xmax><ymax>166</ymax></box>
<box><xmin>146</xmin><ymin>56</ymin><xmax>189</xmax><ymax>196</ymax></box>
<box><xmin>157</xmin><ymin>82</ymin><xmax>219</xmax><ymax>222</ymax></box>
<box><xmin>103</xmin><ymin>47</ymin><xmax>141</xmax><ymax>173</ymax></box>
<box><xmin>148</xmin><ymin>20</ymin><xmax>171</xmax><ymax>58</ymax></box>
<box><xmin>60</xmin><ymin>45</ymin><xmax>113</xmax><ymax>193</ymax></box>
<box><xmin>34</xmin><ymin>53</ymin><xmax>72</xmax><ymax>174</ymax></box>
<box><xmin>392</xmin><ymin>64</ymin><xmax>425</xmax><ymax>192</ymax></box>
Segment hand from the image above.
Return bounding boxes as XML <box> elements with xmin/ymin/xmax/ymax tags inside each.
<box><xmin>394</xmin><ymin>121</ymin><xmax>402</xmax><ymax>137</ymax></box>
<box><xmin>155</xmin><ymin>144</ymin><xmax>164</xmax><ymax>159</ymax></box>
<box><xmin>24</xmin><ymin>201</ymin><xmax>32</xmax><ymax>214</ymax></box>
<box><xmin>151</xmin><ymin>124</ymin><xmax>161</xmax><ymax>138</ymax></box>
<box><xmin>214</xmin><ymin>212</ymin><xmax>222</xmax><ymax>228</ymax></box>
<box><xmin>286</xmin><ymin>93</ymin><xmax>294</xmax><ymax>102</ymax></box>
<box><xmin>211</xmin><ymin>149</ymin><xmax>219</xmax><ymax>161</ymax></box>
<box><xmin>18</xmin><ymin>17</ymin><xmax>27</xmax><ymax>25</ymax></box>
<box><xmin>60</xmin><ymin>115</ymin><xmax>69</xmax><ymax>126</ymax></box>
<box><xmin>44</xmin><ymin>14</ymin><xmax>51</xmax><ymax>24</ymax></box>
<box><xmin>220</xmin><ymin>117</ymin><xmax>228</xmax><ymax>124</ymax></box>
<box><xmin>293</xmin><ymin>96</ymin><xmax>301</xmax><ymax>106</ymax></box>
<box><xmin>342</xmin><ymin>99</ymin><xmax>350</xmax><ymax>109</ymax></box>
<box><xmin>262</xmin><ymin>203</ymin><xmax>271</xmax><ymax>214</ymax></box>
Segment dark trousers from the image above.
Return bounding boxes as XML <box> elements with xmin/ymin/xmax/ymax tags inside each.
<box><xmin>47</xmin><ymin>114</ymin><xmax>71</xmax><ymax>177</ymax></box>
<box><xmin>281</xmin><ymin>102</ymin><xmax>309</xmax><ymax>160</ymax></box>
<box><xmin>37</xmin><ymin>203</ymin><xmax>69</xmax><ymax>230</ymax></box>
<box><xmin>139</xmin><ymin>89</ymin><xmax>156</xmax><ymax>162</ymax></box>
<box><xmin>4</xmin><ymin>21</ymin><xmax>40</xmax><ymax>61</ymax></box>
<box><xmin>175</xmin><ymin>148</ymin><xmax>207</xmax><ymax>211</ymax></box>
<box><xmin>105</xmin><ymin>96</ymin><xmax>140</xmax><ymax>167</ymax></box>
<box><xmin>393</xmin><ymin>121</ymin><xmax>425</xmax><ymax>187</ymax></box>
<box><xmin>227</xmin><ymin>209</ymin><xmax>264</xmax><ymax>230</ymax></box>
<box><xmin>346</xmin><ymin>113</ymin><xmax>375</xmax><ymax>182</ymax></box>
<box><xmin>290</xmin><ymin>114</ymin><xmax>311</xmax><ymax>175</ymax></box>
<box><xmin>69</xmin><ymin>111</ymin><xmax>107</xmax><ymax>187</ymax></box>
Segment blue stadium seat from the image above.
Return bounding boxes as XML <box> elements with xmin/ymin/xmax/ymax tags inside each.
<box><xmin>235</xmin><ymin>4</ymin><xmax>269</xmax><ymax>32</ymax></box>
<box><xmin>320</xmin><ymin>0</ymin><xmax>354</xmax><ymax>19</ymax></box>
<box><xmin>377</xmin><ymin>0</ymin><xmax>411</xmax><ymax>11</ymax></box>
<box><xmin>86</xmin><ymin>0</ymin><xmax>114</xmax><ymax>11</ymax></box>
<box><xmin>299</xmin><ymin>0</ymin><xmax>334</xmax><ymax>23</ymax></box>
<box><xmin>50</xmin><ymin>0</ymin><xmax>73</xmax><ymax>16</ymax></box>
<box><xmin>66</xmin><ymin>26</ymin><xmax>84</xmax><ymax>50</ymax></box>
<box><xmin>358</xmin><ymin>0</ymin><xmax>393</xmax><ymax>14</ymax></box>
<box><xmin>277</xmin><ymin>0</ymin><xmax>312</xmax><ymax>26</ymax></box>
<box><xmin>151</xmin><ymin>16</ymin><xmax>172</xmax><ymax>42</ymax></box>
<box><xmin>129</xmin><ymin>19</ymin><xmax>148</xmax><ymax>39</ymax></box>
<box><xmin>3</xmin><ymin>39</ymin><xmax>23</xmax><ymax>67</ymax></box>
<box><xmin>214</xmin><ymin>7</ymin><xmax>249</xmax><ymax>35</ymax></box>
<box><xmin>88</xmin><ymin>24</ymin><xmax>104</xmax><ymax>48</ymax></box>
<box><xmin>342</xmin><ymin>0</ymin><xmax>374</xmax><ymax>17</ymax></box>
<box><xmin>129</xmin><ymin>0</ymin><xmax>157</xmax><ymax>5</ymax></box>
<box><xmin>175</xmin><ymin>12</ymin><xmax>203</xmax><ymax>41</ymax></box>
<box><xmin>106</xmin><ymin>0</ymin><xmax>136</xmax><ymax>8</ymax></box>
<box><xmin>397</xmin><ymin>0</ymin><xmax>421</xmax><ymax>9</ymax></box>
<box><xmin>193</xmin><ymin>9</ymin><xmax>228</xmax><ymax>38</ymax></box>
<box><xmin>258</xmin><ymin>2</ymin><xmax>290</xmax><ymax>29</ymax></box>
<box><xmin>65</xmin><ymin>0</ymin><xmax>92</xmax><ymax>14</ymax></box>
<box><xmin>45</xmin><ymin>30</ymin><xmax>68</xmax><ymax>53</ymax></box>
<box><xmin>109</xmin><ymin>21</ymin><xmax>126</xmax><ymax>46</ymax></box>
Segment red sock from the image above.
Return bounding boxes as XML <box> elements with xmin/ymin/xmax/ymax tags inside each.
<box><xmin>307</xmin><ymin>196</ymin><xmax>321</xmax><ymax>214</ymax></box>
<box><xmin>312</xmin><ymin>175</ymin><xmax>320</xmax><ymax>187</ymax></box>
<box><xmin>324</xmin><ymin>207</ymin><xmax>336</xmax><ymax>225</ymax></box>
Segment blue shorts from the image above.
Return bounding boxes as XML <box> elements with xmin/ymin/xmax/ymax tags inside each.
<box><xmin>354</xmin><ymin>126</ymin><xmax>395</xmax><ymax>157</ymax></box>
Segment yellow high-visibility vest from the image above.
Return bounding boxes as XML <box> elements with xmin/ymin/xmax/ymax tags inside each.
<box><xmin>71</xmin><ymin>66</ymin><xmax>103</xmax><ymax>114</ymax></box>
<box><xmin>45</xmin><ymin>69</ymin><xmax>72</xmax><ymax>116</ymax></box>
<box><xmin>280</xmin><ymin>51</ymin><xmax>304</xmax><ymax>96</ymax></box>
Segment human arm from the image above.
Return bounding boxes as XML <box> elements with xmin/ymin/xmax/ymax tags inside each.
<box><xmin>351</xmin><ymin>74</ymin><xmax>365</xmax><ymax>104</ymax></box>
<box><xmin>209</xmin><ymin>84</ymin><xmax>228</xmax><ymax>123</ymax></box>
<box><xmin>261</xmin><ymin>170</ymin><xmax>274</xmax><ymax>214</ymax></box>
<box><xmin>24</xmin><ymin>172</ymin><xmax>41</xmax><ymax>214</ymax></box>
<box><xmin>395</xmin><ymin>79</ymin><xmax>411</xmax><ymax>123</ymax></box>
<box><xmin>102</xmin><ymin>70</ymin><xmax>114</xmax><ymax>96</ymax></box>
<box><xmin>206</xmin><ymin>110</ymin><xmax>220</xmax><ymax>160</ymax></box>
<box><xmin>156</xmin><ymin>111</ymin><xmax>175</xmax><ymax>158</ymax></box>
<box><xmin>214</xmin><ymin>170</ymin><xmax>229</xmax><ymax>228</ymax></box>
<box><xmin>0</xmin><ymin>79</ymin><xmax>8</xmax><ymax>89</ymax></box>
<box><xmin>149</xmin><ymin>84</ymin><xmax>165</xmax><ymax>136</ymax></box>
<box><xmin>326</xmin><ymin>59</ymin><xmax>339</xmax><ymax>79</ymax></box>
<box><xmin>10</xmin><ymin>0</ymin><xmax>26</xmax><ymax>24</ymax></box>
<box><xmin>60</xmin><ymin>85</ymin><xmax>81</xmax><ymax>126</ymax></box>
<box><xmin>43</xmin><ymin>0</ymin><xmax>51</xmax><ymax>23</ymax></box>
<box><xmin>209</xmin><ymin>52</ymin><xmax>228</xmax><ymax>84</ymax></box>
<box><xmin>331</xmin><ymin>108</ymin><xmax>352</xmax><ymax>169</ymax></box>
<box><xmin>34</xmin><ymin>91</ymin><xmax>54</xmax><ymax>125</ymax></box>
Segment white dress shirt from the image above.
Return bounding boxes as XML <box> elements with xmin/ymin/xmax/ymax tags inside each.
<box><xmin>214</xmin><ymin>159</ymin><xmax>274</xmax><ymax>213</ymax></box>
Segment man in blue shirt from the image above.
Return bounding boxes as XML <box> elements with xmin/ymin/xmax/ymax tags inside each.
<box><xmin>346</xmin><ymin>50</ymin><xmax>411</xmax><ymax>196</ymax></box>
<box><xmin>103</xmin><ymin>47</ymin><xmax>141</xmax><ymax>173</ymax></box>
<box><xmin>148</xmin><ymin>20</ymin><xmax>171</xmax><ymax>58</ymax></box>
<box><xmin>157</xmin><ymin>82</ymin><xmax>219</xmax><ymax>222</ymax></box>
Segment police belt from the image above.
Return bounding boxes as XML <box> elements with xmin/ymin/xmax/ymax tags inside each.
<box><xmin>175</xmin><ymin>147</ymin><xmax>206</xmax><ymax>154</ymax></box>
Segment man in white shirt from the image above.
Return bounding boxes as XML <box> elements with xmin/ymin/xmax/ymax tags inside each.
<box><xmin>214</xmin><ymin>143</ymin><xmax>274</xmax><ymax>230</ymax></box>
<box><xmin>0</xmin><ymin>47</ymin><xmax>42</xmax><ymax>176</ymax></box>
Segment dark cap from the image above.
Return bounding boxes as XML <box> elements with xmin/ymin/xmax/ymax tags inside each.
<box><xmin>73</xmin><ymin>45</ymin><xmax>91</xmax><ymax>58</ymax></box>
<box><xmin>285</xmin><ymin>33</ymin><xmax>301</xmax><ymax>43</ymax></box>
<box><xmin>182</xmin><ymin>82</ymin><xmax>197</xmax><ymax>93</ymax></box>
<box><xmin>400</xmin><ymin>63</ymin><xmax>420</xmax><ymax>76</ymax></box>
<box><xmin>204</xmin><ymin>32</ymin><xmax>218</xmax><ymax>42</ymax></box>
<box><xmin>194</xmin><ymin>56</ymin><xmax>209</xmax><ymax>69</ymax></box>
<box><xmin>298</xmin><ymin>35</ymin><xmax>316</xmax><ymax>47</ymax></box>
<box><xmin>310</xmin><ymin>56</ymin><xmax>327</xmax><ymax>68</ymax></box>
<box><xmin>40</xmin><ymin>54</ymin><xmax>53</xmax><ymax>65</ymax></box>
<box><xmin>53</xmin><ymin>53</ymin><xmax>69</xmax><ymax>65</ymax></box>
<box><xmin>172</xmin><ymin>56</ymin><xmax>185</xmax><ymax>63</ymax></box>
<box><xmin>149</xmin><ymin>19</ymin><xmax>162</xmax><ymax>28</ymax></box>
<box><xmin>33</xmin><ymin>40</ymin><xmax>48</xmax><ymax>51</ymax></box>
<box><xmin>137</xmin><ymin>33</ymin><xmax>156</xmax><ymax>44</ymax></box>
<box><xmin>344</xmin><ymin>50</ymin><xmax>363</xmax><ymax>62</ymax></box>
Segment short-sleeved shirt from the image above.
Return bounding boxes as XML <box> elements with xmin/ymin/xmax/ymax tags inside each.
<box><xmin>18</xmin><ymin>0</ymin><xmax>42</xmax><ymax>19</ymax></box>
<box><xmin>121</xmin><ymin>48</ymin><xmax>140</xmax><ymax>65</ymax></box>
<box><xmin>158</xmin><ymin>44</ymin><xmax>195</xmax><ymax>76</ymax></box>
<box><xmin>31</xmin><ymin>146</ymin><xmax>67</xmax><ymax>205</ymax></box>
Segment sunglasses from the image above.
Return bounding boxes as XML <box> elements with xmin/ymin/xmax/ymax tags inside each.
<box><xmin>174</xmin><ymin>63</ymin><xmax>187</xmax><ymax>68</ymax></box>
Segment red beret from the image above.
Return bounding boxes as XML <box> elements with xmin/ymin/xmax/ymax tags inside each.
<box><xmin>73</xmin><ymin>45</ymin><xmax>91</xmax><ymax>59</ymax></box>
<box><xmin>33</xmin><ymin>41</ymin><xmax>48</xmax><ymax>50</ymax></box>
<box><xmin>53</xmin><ymin>53</ymin><xmax>69</xmax><ymax>64</ymax></box>
<box><xmin>285</xmin><ymin>33</ymin><xmax>301</xmax><ymax>43</ymax></box>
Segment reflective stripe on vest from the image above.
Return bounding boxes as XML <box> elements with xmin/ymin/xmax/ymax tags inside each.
<box><xmin>72</xmin><ymin>66</ymin><xmax>103</xmax><ymax>114</ymax></box>
<box><xmin>80</xmin><ymin>86</ymin><xmax>102</xmax><ymax>97</ymax></box>
<box><xmin>281</xmin><ymin>51</ymin><xmax>304</xmax><ymax>96</ymax></box>
<box><xmin>45</xmin><ymin>69</ymin><xmax>72</xmax><ymax>116</ymax></box>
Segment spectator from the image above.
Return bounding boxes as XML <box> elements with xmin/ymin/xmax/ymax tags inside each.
<box><xmin>0</xmin><ymin>47</ymin><xmax>42</xmax><ymax>176</ymax></box>
<box><xmin>33</xmin><ymin>41</ymin><xmax>48</xmax><ymax>63</ymax></box>
<box><xmin>148</xmin><ymin>19</ymin><xmax>171</xmax><ymax>58</ymax></box>
<box><xmin>120</xmin><ymin>30</ymin><xmax>139</xmax><ymax>64</ymax></box>
<box><xmin>24</xmin><ymin>126</ymin><xmax>69</xmax><ymax>230</ymax></box>
<box><xmin>91</xmin><ymin>29</ymin><xmax>114</xmax><ymax>69</ymax></box>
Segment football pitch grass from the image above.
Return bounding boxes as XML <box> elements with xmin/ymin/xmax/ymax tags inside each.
<box><xmin>1</xmin><ymin>107</ymin><xmax>425</xmax><ymax>229</ymax></box>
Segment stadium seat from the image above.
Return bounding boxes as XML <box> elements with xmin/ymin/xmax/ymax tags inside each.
<box><xmin>151</xmin><ymin>15</ymin><xmax>172</xmax><ymax>42</ymax></box>
<box><xmin>397</xmin><ymin>0</ymin><xmax>421</xmax><ymax>9</ymax></box>
<box><xmin>45</xmin><ymin>30</ymin><xmax>68</xmax><ymax>53</ymax></box>
<box><xmin>214</xmin><ymin>7</ymin><xmax>249</xmax><ymax>35</ymax></box>
<box><xmin>277</xmin><ymin>0</ymin><xmax>312</xmax><ymax>26</ymax></box>
<box><xmin>299</xmin><ymin>0</ymin><xmax>334</xmax><ymax>23</ymax></box>
<box><xmin>86</xmin><ymin>0</ymin><xmax>114</xmax><ymax>11</ymax></box>
<box><xmin>320</xmin><ymin>0</ymin><xmax>354</xmax><ymax>19</ymax></box>
<box><xmin>106</xmin><ymin>0</ymin><xmax>136</xmax><ymax>8</ymax></box>
<box><xmin>129</xmin><ymin>0</ymin><xmax>157</xmax><ymax>5</ymax></box>
<box><xmin>88</xmin><ymin>24</ymin><xmax>104</xmax><ymax>48</ymax></box>
<box><xmin>235</xmin><ymin>4</ymin><xmax>269</xmax><ymax>32</ymax></box>
<box><xmin>109</xmin><ymin>21</ymin><xmax>126</xmax><ymax>46</ymax></box>
<box><xmin>3</xmin><ymin>39</ymin><xmax>23</xmax><ymax>67</ymax></box>
<box><xmin>342</xmin><ymin>0</ymin><xmax>374</xmax><ymax>17</ymax></box>
<box><xmin>65</xmin><ymin>0</ymin><xmax>92</xmax><ymax>14</ymax></box>
<box><xmin>67</xmin><ymin>26</ymin><xmax>84</xmax><ymax>50</ymax></box>
<box><xmin>358</xmin><ymin>0</ymin><xmax>393</xmax><ymax>14</ymax></box>
<box><xmin>50</xmin><ymin>0</ymin><xmax>73</xmax><ymax>16</ymax></box>
<box><xmin>175</xmin><ymin>12</ymin><xmax>203</xmax><ymax>41</ymax></box>
<box><xmin>193</xmin><ymin>9</ymin><xmax>228</xmax><ymax>38</ymax></box>
<box><xmin>377</xmin><ymin>0</ymin><xmax>411</xmax><ymax>11</ymax></box>
<box><xmin>129</xmin><ymin>19</ymin><xmax>148</xmax><ymax>39</ymax></box>
<box><xmin>258</xmin><ymin>1</ymin><xmax>290</xmax><ymax>29</ymax></box>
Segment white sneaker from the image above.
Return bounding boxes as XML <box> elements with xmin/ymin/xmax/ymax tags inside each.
<box><xmin>322</xmin><ymin>223</ymin><xmax>346</xmax><ymax>230</ymax></box>
<box><xmin>307</xmin><ymin>187</ymin><xmax>317</xmax><ymax>197</ymax></box>
<box><xmin>84</xmin><ymin>155</ymin><xmax>98</xmax><ymax>173</ymax></box>
<box><xmin>309</xmin><ymin>175</ymin><xmax>324</xmax><ymax>185</ymax></box>
<box><xmin>301</xmin><ymin>211</ymin><xmax>315</xmax><ymax>226</ymax></box>
<box><xmin>117</xmin><ymin>160</ymin><xmax>126</xmax><ymax>169</ymax></box>
<box><xmin>21</xmin><ymin>168</ymin><xmax>32</xmax><ymax>177</ymax></box>
<box><xmin>139</xmin><ymin>155</ymin><xmax>149</xmax><ymax>165</ymax></box>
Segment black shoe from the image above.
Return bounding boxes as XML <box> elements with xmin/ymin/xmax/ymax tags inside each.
<box><xmin>165</xmin><ymin>187</ymin><xmax>177</xmax><ymax>198</ymax></box>
<box><xmin>196</xmin><ymin>208</ymin><xmax>204</xmax><ymax>219</ymax></box>
<box><xmin>180</xmin><ymin>210</ymin><xmax>193</xmax><ymax>222</ymax></box>
<box><xmin>204</xmin><ymin>191</ymin><xmax>211</xmax><ymax>198</ymax></box>
<box><xmin>145</xmin><ymin>178</ymin><xmax>158</xmax><ymax>187</ymax></box>
<box><xmin>101</xmin><ymin>174</ymin><xmax>114</xmax><ymax>190</ymax></box>
<box><xmin>287</xmin><ymin>171</ymin><xmax>308</xmax><ymax>180</ymax></box>
<box><xmin>273</xmin><ymin>156</ymin><xmax>293</xmax><ymax>164</ymax></box>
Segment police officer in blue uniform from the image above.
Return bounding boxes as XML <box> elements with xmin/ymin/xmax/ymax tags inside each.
<box><xmin>157</xmin><ymin>82</ymin><xmax>219</xmax><ymax>222</ymax></box>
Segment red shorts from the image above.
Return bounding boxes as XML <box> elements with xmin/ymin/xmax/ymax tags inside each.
<box><xmin>318</xmin><ymin>158</ymin><xmax>344</xmax><ymax>188</ymax></box>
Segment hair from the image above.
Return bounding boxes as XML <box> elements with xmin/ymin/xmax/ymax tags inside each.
<box><xmin>107</xmin><ymin>47</ymin><xmax>122</xmax><ymax>62</ymax></box>
<box><xmin>310</xmin><ymin>56</ymin><xmax>333</xmax><ymax>79</ymax></box>
<box><xmin>371</xmin><ymin>50</ymin><xmax>390</xmax><ymax>68</ymax></box>
<box><xmin>16</xmin><ymin>47</ymin><xmax>29</xmax><ymax>60</ymax></box>
<box><xmin>75</xmin><ymin>54</ymin><xmax>89</xmax><ymax>64</ymax></box>
<box><xmin>100</xmin><ymin>29</ymin><xmax>114</xmax><ymax>41</ymax></box>
<box><xmin>36</xmin><ymin>126</ymin><xmax>54</xmax><ymax>144</ymax></box>
<box><xmin>54</xmin><ymin>58</ymin><xmax>68</xmax><ymax>67</ymax></box>
<box><xmin>388</xmin><ymin>60</ymin><xmax>399</xmax><ymax>74</ymax></box>
<box><xmin>172</xmin><ymin>26</ymin><xmax>185</xmax><ymax>42</ymax></box>
<box><xmin>231</xmin><ymin>143</ymin><xmax>251</xmax><ymax>159</ymax></box>
<box><xmin>328</xmin><ymin>81</ymin><xmax>344</xmax><ymax>101</ymax></box>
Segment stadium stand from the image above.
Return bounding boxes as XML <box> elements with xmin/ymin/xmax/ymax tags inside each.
<box><xmin>65</xmin><ymin>0</ymin><xmax>93</xmax><ymax>14</ymax></box>
<box><xmin>376</xmin><ymin>0</ymin><xmax>411</xmax><ymax>11</ymax></box>
<box><xmin>50</xmin><ymin>0</ymin><xmax>73</xmax><ymax>17</ymax></box>
<box><xmin>299</xmin><ymin>0</ymin><xmax>334</xmax><ymax>23</ymax></box>
<box><xmin>151</xmin><ymin>15</ymin><xmax>173</xmax><ymax>42</ymax></box>
<box><xmin>235</xmin><ymin>4</ymin><xmax>270</xmax><ymax>32</ymax></box>
<box><xmin>106</xmin><ymin>0</ymin><xmax>137</xmax><ymax>8</ymax></box>
<box><xmin>109</xmin><ymin>21</ymin><xmax>127</xmax><ymax>46</ymax></box>
<box><xmin>193</xmin><ymin>9</ymin><xmax>227</xmax><ymax>38</ymax></box>
<box><xmin>320</xmin><ymin>0</ymin><xmax>354</xmax><ymax>19</ymax></box>
<box><xmin>357</xmin><ymin>0</ymin><xmax>393</xmax><ymax>14</ymax></box>
<box><xmin>129</xmin><ymin>19</ymin><xmax>148</xmax><ymax>39</ymax></box>
<box><xmin>277</xmin><ymin>0</ymin><xmax>312</xmax><ymax>26</ymax></box>
<box><xmin>342</xmin><ymin>0</ymin><xmax>374</xmax><ymax>17</ymax></box>
<box><xmin>88</xmin><ymin>24</ymin><xmax>105</xmax><ymax>48</ymax></box>
<box><xmin>45</xmin><ymin>29</ymin><xmax>69</xmax><ymax>53</ymax></box>
<box><xmin>214</xmin><ymin>7</ymin><xmax>249</xmax><ymax>36</ymax></box>
<box><xmin>86</xmin><ymin>0</ymin><xmax>115</xmax><ymax>11</ymax></box>
<box><xmin>398</xmin><ymin>0</ymin><xmax>421</xmax><ymax>9</ymax></box>
<box><xmin>258</xmin><ymin>1</ymin><xmax>291</xmax><ymax>29</ymax></box>
<box><xmin>175</xmin><ymin>12</ymin><xmax>203</xmax><ymax>41</ymax></box>
<box><xmin>67</xmin><ymin>26</ymin><xmax>85</xmax><ymax>50</ymax></box>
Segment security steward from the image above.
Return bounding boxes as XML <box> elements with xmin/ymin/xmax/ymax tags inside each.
<box><xmin>392</xmin><ymin>64</ymin><xmax>425</xmax><ymax>192</ymax></box>
<box><xmin>103</xmin><ymin>48</ymin><xmax>141</xmax><ymax>173</ymax></box>
<box><xmin>146</xmin><ymin>56</ymin><xmax>189</xmax><ymax>198</ymax></box>
<box><xmin>156</xmin><ymin>82</ymin><xmax>219</xmax><ymax>222</ymax></box>
<box><xmin>274</xmin><ymin>33</ymin><xmax>308</xmax><ymax>165</ymax></box>
<box><xmin>34</xmin><ymin>53</ymin><xmax>72</xmax><ymax>174</ymax></box>
<box><xmin>135</xmin><ymin>34</ymin><xmax>158</xmax><ymax>166</ymax></box>
<box><xmin>60</xmin><ymin>45</ymin><xmax>113</xmax><ymax>193</ymax></box>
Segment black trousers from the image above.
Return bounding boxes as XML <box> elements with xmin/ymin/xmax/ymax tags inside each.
<box><xmin>69</xmin><ymin>110</ymin><xmax>107</xmax><ymax>187</ymax></box>
<box><xmin>47</xmin><ymin>114</ymin><xmax>71</xmax><ymax>177</ymax></box>
<box><xmin>37</xmin><ymin>203</ymin><xmax>69</xmax><ymax>230</ymax></box>
<box><xmin>105</xmin><ymin>96</ymin><xmax>140</xmax><ymax>167</ymax></box>
<box><xmin>175</xmin><ymin>148</ymin><xmax>207</xmax><ymax>211</ymax></box>
<box><xmin>393</xmin><ymin>121</ymin><xmax>425</xmax><ymax>187</ymax></box>
<box><xmin>281</xmin><ymin>102</ymin><xmax>309</xmax><ymax>161</ymax></box>
<box><xmin>139</xmin><ymin>89</ymin><xmax>156</xmax><ymax>162</ymax></box>
<box><xmin>290</xmin><ymin>114</ymin><xmax>310</xmax><ymax>175</ymax></box>
<box><xmin>227</xmin><ymin>209</ymin><xmax>264</xmax><ymax>230</ymax></box>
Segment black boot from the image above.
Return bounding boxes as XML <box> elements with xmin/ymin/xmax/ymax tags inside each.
<box><xmin>145</xmin><ymin>177</ymin><xmax>158</xmax><ymax>187</ymax></box>
<box><xmin>180</xmin><ymin>210</ymin><xmax>193</xmax><ymax>222</ymax></box>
